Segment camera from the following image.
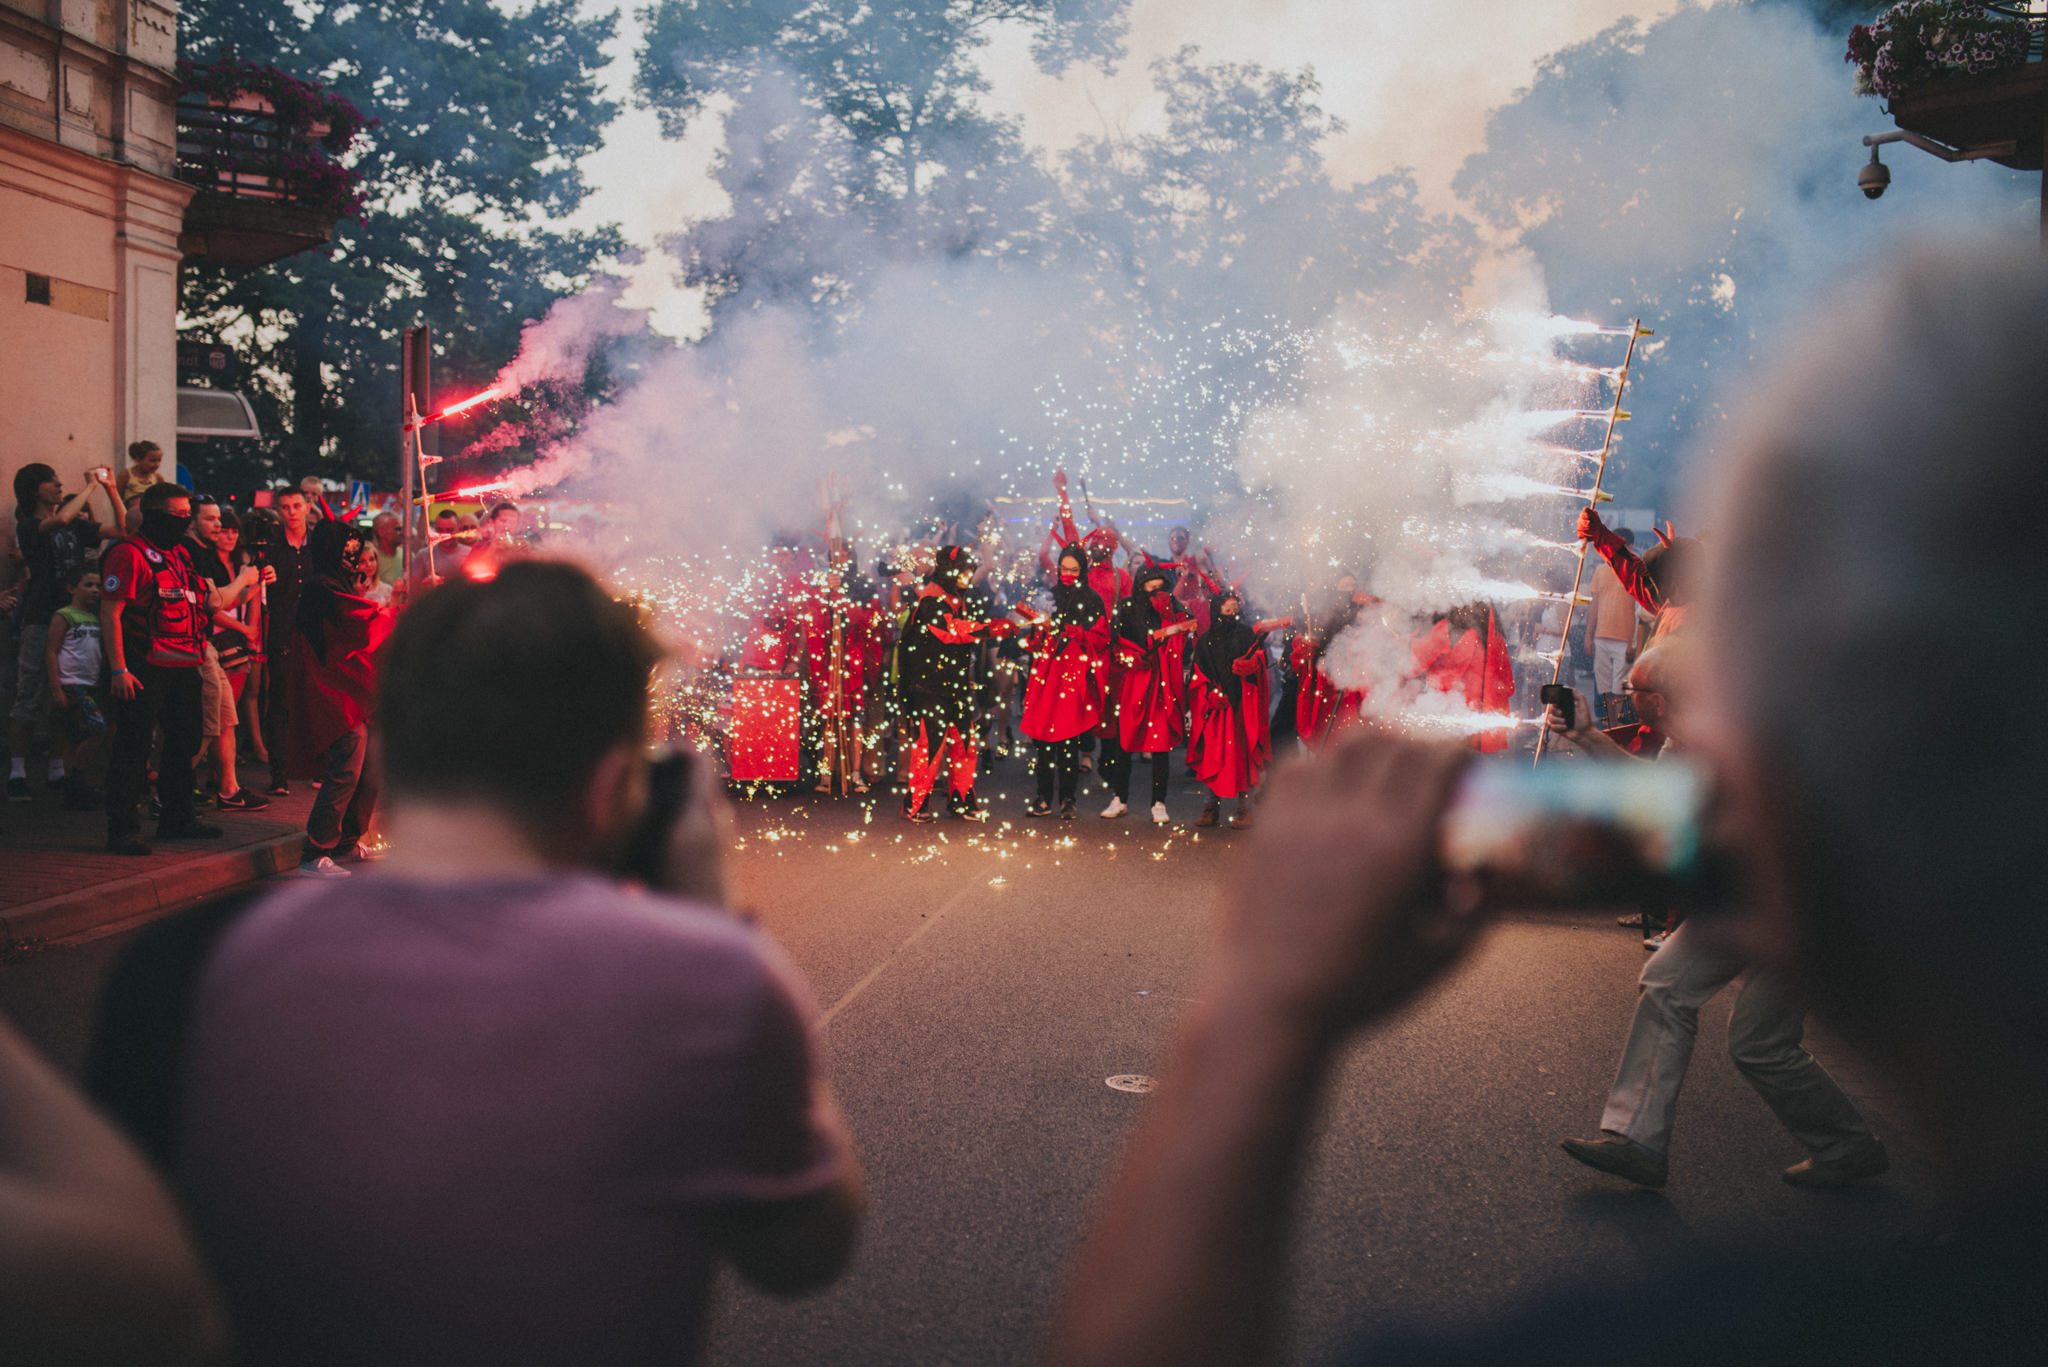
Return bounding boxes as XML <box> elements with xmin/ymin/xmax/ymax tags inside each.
<box><xmin>1858</xmin><ymin>154</ymin><xmax>1889</xmax><ymax>200</ymax></box>
<box><xmin>616</xmin><ymin>747</ymin><xmax>695</xmax><ymax>886</ymax></box>
<box><xmin>1439</xmin><ymin>758</ymin><xmax>1734</xmax><ymax>912</ymax></box>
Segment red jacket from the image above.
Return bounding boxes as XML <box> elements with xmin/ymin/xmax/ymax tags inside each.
<box><xmin>1189</xmin><ymin>647</ymin><xmax>1270</xmax><ymax>798</ymax></box>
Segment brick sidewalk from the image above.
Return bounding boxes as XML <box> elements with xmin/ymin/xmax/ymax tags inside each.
<box><xmin>0</xmin><ymin>762</ymin><xmax>311</xmax><ymax>947</ymax></box>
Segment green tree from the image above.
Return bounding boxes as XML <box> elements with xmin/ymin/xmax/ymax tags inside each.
<box><xmin>177</xmin><ymin>0</ymin><xmax>622</xmax><ymax>491</ymax></box>
<box><xmin>635</xmin><ymin>0</ymin><xmax>1127</xmax><ymax>326</ymax></box>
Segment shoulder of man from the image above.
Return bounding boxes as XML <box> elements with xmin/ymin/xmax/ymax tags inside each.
<box><xmin>98</xmin><ymin>537</ymin><xmax>149</xmax><ymax>599</ymax></box>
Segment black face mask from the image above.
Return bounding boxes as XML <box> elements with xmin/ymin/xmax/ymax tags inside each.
<box><xmin>141</xmin><ymin>509</ymin><xmax>192</xmax><ymax>546</ymax></box>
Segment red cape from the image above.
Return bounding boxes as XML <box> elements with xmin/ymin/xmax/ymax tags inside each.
<box><xmin>287</xmin><ymin>588</ymin><xmax>394</xmax><ymax>778</ymax></box>
<box><xmin>1020</xmin><ymin>618</ymin><xmax>1109</xmax><ymax>743</ymax></box>
<box><xmin>1111</xmin><ymin>611</ymin><xmax>1190</xmax><ymax>751</ymax></box>
<box><xmin>1188</xmin><ymin>656</ymin><xmax>1271</xmax><ymax>798</ymax></box>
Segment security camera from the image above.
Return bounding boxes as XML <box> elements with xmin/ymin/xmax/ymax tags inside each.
<box><xmin>1859</xmin><ymin>150</ymin><xmax>1890</xmax><ymax>200</ymax></box>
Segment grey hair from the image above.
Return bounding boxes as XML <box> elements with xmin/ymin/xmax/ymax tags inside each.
<box><xmin>1694</xmin><ymin>239</ymin><xmax>2048</xmax><ymax>1046</ymax></box>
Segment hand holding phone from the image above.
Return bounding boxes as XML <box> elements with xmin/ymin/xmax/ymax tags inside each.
<box><xmin>1540</xmin><ymin>683</ymin><xmax>1576</xmax><ymax>732</ymax></box>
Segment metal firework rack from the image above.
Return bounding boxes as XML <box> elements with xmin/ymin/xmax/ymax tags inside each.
<box><xmin>1533</xmin><ymin>318</ymin><xmax>1652</xmax><ymax>766</ymax></box>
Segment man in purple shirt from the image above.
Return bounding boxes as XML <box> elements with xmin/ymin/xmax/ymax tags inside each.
<box><xmin>170</xmin><ymin>560</ymin><xmax>862</xmax><ymax>1366</ymax></box>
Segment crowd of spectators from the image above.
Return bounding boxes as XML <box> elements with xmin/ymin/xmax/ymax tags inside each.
<box><xmin>0</xmin><ymin>467</ymin><xmax>523</xmax><ymax>869</ymax></box>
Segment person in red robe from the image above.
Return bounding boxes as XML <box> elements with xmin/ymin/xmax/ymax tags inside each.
<box><xmin>1188</xmin><ymin>589</ymin><xmax>1292</xmax><ymax>828</ymax></box>
<box><xmin>1289</xmin><ymin>575</ymin><xmax>1374</xmax><ymax>752</ymax></box>
<box><xmin>287</xmin><ymin>520</ymin><xmax>397</xmax><ymax>874</ymax></box>
<box><xmin>1577</xmin><ymin>508</ymin><xmax>1700</xmax><ymax>644</ymax></box>
<box><xmin>1101</xmin><ymin>562</ymin><xmax>1195</xmax><ymax>824</ymax></box>
<box><xmin>1018</xmin><ymin>543</ymin><xmax>1109</xmax><ymax>819</ymax></box>
<box><xmin>1407</xmin><ymin>602</ymin><xmax>1516</xmax><ymax>753</ymax></box>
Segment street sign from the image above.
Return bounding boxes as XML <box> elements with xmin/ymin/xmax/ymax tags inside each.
<box><xmin>348</xmin><ymin>479</ymin><xmax>371</xmax><ymax>510</ymax></box>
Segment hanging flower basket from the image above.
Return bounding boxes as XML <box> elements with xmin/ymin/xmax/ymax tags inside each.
<box><xmin>1847</xmin><ymin>2</ymin><xmax>2034</xmax><ymax>101</ymax></box>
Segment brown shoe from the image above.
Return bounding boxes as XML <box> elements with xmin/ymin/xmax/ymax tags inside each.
<box><xmin>1560</xmin><ymin>1133</ymin><xmax>1668</xmax><ymax>1189</ymax></box>
<box><xmin>1228</xmin><ymin>807</ymin><xmax>1253</xmax><ymax>829</ymax></box>
<box><xmin>1783</xmin><ymin>1142</ymin><xmax>1888</xmax><ymax>1189</ymax></box>
<box><xmin>1195</xmin><ymin>802</ymin><xmax>1219</xmax><ymax>828</ymax></box>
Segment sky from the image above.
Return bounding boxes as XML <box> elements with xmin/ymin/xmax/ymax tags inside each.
<box><xmin>565</xmin><ymin>0</ymin><xmax>1704</xmax><ymax>338</ymax></box>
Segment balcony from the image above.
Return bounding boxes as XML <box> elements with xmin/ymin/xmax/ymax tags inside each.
<box><xmin>1856</xmin><ymin>5</ymin><xmax>2048</xmax><ymax>171</ymax></box>
<box><xmin>172</xmin><ymin>58</ymin><xmax>373</xmax><ymax>269</ymax></box>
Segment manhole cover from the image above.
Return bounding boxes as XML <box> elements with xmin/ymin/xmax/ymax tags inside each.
<box><xmin>1105</xmin><ymin>1074</ymin><xmax>1156</xmax><ymax>1094</ymax></box>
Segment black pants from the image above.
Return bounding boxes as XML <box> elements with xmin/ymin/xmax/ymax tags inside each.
<box><xmin>106</xmin><ymin>662</ymin><xmax>201</xmax><ymax>841</ymax></box>
<box><xmin>263</xmin><ymin>640</ymin><xmax>292</xmax><ymax>789</ymax></box>
<box><xmin>1102</xmin><ymin>738</ymin><xmax>1169</xmax><ymax>805</ymax></box>
<box><xmin>1033</xmin><ymin>737</ymin><xmax>1082</xmax><ymax>804</ymax></box>
<box><xmin>305</xmin><ymin>724</ymin><xmax>378</xmax><ymax>859</ymax></box>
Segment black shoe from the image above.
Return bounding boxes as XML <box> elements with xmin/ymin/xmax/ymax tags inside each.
<box><xmin>1024</xmin><ymin>797</ymin><xmax>1053</xmax><ymax>818</ymax></box>
<box><xmin>216</xmin><ymin>789</ymin><xmax>271</xmax><ymax>812</ymax></box>
<box><xmin>949</xmin><ymin>791</ymin><xmax>988</xmax><ymax>822</ymax></box>
<box><xmin>266</xmin><ymin>781</ymin><xmax>291</xmax><ymax>797</ymax></box>
<box><xmin>157</xmin><ymin>819</ymin><xmax>225</xmax><ymax>840</ymax></box>
<box><xmin>1059</xmin><ymin>800</ymin><xmax>1076</xmax><ymax>820</ymax></box>
<box><xmin>5</xmin><ymin>776</ymin><xmax>28</xmax><ymax>802</ymax></box>
<box><xmin>905</xmin><ymin>803</ymin><xmax>937</xmax><ymax>824</ymax></box>
<box><xmin>107</xmin><ymin>834</ymin><xmax>152</xmax><ymax>856</ymax></box>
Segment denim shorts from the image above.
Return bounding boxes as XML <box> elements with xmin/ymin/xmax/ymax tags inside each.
<box><xmin>58</xmin><ymin>685</ymin><xmax>106</xmax><ymax>745</ymax></box>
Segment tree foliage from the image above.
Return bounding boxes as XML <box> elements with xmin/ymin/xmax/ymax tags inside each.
<box><xmin>177</xmin><ymin>0</ymin><xmax>621</xmax><ymax>491</ymax></box>
<box><xmin>636</xmin><ymin>0</ymin><xmax>1126</xmax><ymax>327</ymax></box>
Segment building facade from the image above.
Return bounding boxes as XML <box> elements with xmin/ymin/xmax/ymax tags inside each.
<box><xmin>1</xmin><ymin>0</ymin><xmax>189</xmax><ymax>509</ymax></box>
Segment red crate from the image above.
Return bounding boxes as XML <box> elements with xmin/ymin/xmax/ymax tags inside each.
<box><xmin>729</xmin><ymin>677</ymin><xmax>803</xmax><ymax>781</ymax></box>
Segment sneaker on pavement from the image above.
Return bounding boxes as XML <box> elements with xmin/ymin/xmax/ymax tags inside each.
<box><xmin>1024</xmin><ymin>797</ymin><xmax>1053</xmax><ymax>818</ymax></box>
<box><xmin>1059</xmin><ymin>800</ymin><xmax>1076</xmax><ymax>821</ymax></box>
<box><xmin>107</xmin><ymin>835</ymin><xmax>153</xmax><ymax>856</ymax></box>
<box><xmin>293</xmin><ymin>855</ymin><xmax>352</xmax><ymax>879</ymax></box>
<box><xmin>1783</xmin><ymin>1142</ymin><xmax>1889</xmax><ymax>1189</ymax></box>
<box><xmin>1643</xmin><ymin>930</ymin><xmax>1669</xmax><ymax>951</ymax></box>
<box><xmin>216</xmin><ymin>789</ymin><xmax>271</xmax><ymax>812</ymax></box>
<box><xmin>948</xmin><ymin>790</ymin><xmax>988</xmax><ymax>822</ymax></box>
<box><xmin>1101</xmin><ymin>796</ymin><xmax>1128</xmax><ymax>819</ymax></box>
<box><xmin>5</xmin><ymin>776</ymin><xmax>28</xmax><ymax>802</ymax></box>
<box><xmin>157</xmin><ymin>819</ymin><xmax>225</xmax><ymax>840</ymax></box>
<box><xmin>266</xmin><ymin>782</ymin><xmax>291</xmax><ymax>797</ymax></box>
<box><xmin>1150</xmin><ymin>802</ymin><xmax>1170</xmax><ymax>825</ymax></box>
<box><xmin>1560</xmin><ymin>1133</ymin><xmax>1668</xmax><ymax>1189</ymax></box>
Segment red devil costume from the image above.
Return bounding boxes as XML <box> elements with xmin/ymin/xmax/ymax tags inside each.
<box><xmin>897</xmin><ymin>545</ymin><xmax>1014</xmax><ymax>821</ymax></box>
<box><xmin>1289</xmin><ymin>588</ymin><xmax>1375</xmax><ymax>751</ymax></box>
<box><xmin>1188</xmin><ymin>589</ymin><xmax>1273</xmax><ymax>820</ymax></box>
<box><xmin>1100</xmin><ymin>564</ymin><xmax>1193</xmax><ymax>817</ymax></box>
<box><xmin>1019</xmin><ymin>543</ymin><xmax>1109</xmax><ymax>817</ymax></box>
<box><xmin>289</xmin><ymin>520</ymin><xmax>397</xmax><ymax>861</ymax></box>
<box><xmin>1409</xmin><ymin>603</ymin><xmax>1516</xmax><ymax>753</ymax></box>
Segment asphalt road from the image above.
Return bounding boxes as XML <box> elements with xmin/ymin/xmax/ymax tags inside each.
<box><xmin>0</xmin><ymin>754</ymin><xmax>1934</xmax><ymax>1367</ymax></box>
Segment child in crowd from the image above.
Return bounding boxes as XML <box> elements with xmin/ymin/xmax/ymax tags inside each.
<box><xmin>44</xmin><ymin>564</ymin><xmax>106</xmax><ymax>809</ymax></box>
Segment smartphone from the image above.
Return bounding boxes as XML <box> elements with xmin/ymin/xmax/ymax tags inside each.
<box><xmin>1539</xmin><ymin>683</ymin><xmax>1575</xmax><ymax>730</ymax></box>
<box><xmin>617</xmin><ymin>748</ymin><xmax>694</xmax><ymax>886</ymax></box>
<box><xmin>1439</xmin><ymin>758</ymin><xmax>1732</xmax><ymax>911</ymax></box>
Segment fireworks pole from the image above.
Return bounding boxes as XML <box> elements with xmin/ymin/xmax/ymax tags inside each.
<box><xmin>1534</xmin><ymin>318</ymin><xmax>1651</xmax><ymax>766</ymax></box>
<box><xmin>820</xmin><ymin>475</ymin><xmax>853</xmax><ymax>797</ymax></box>
<box><xmin>405</xmin><ymin>392</ymin><xmax>439</xmax><ymax>583</ymax></box>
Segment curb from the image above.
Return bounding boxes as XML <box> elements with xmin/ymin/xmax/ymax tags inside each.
<box><xmin>0</xmin><ymin>833</ymin><xmax>305</xmax><ymax>947</ymax></box>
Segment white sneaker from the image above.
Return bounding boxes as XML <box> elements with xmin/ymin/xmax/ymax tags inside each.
<box><xmin>293</xmin><ymin>855</ymin><xmax>352</xmax><ymax>879</ymax></box>
<box><xmin>1151</xmin><ymin>802</ymin><xmax>1170</xmax><ymax>825</ymax></box>
<box><xmin>1100</xmin><ymin>796</ymin><xmax>1128</xmax><ymax>819</ymax></box>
